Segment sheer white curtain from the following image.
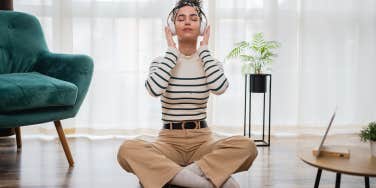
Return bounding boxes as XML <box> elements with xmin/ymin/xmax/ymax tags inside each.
<box><xmin>14</xmin><ymin>0</ymin><xmax>376</xmax><ymax>136</ymax></box>
<box><xmin>211</xmin><ymin>0</ymin><xmax>376</xmax><ymax>135</ymax></box>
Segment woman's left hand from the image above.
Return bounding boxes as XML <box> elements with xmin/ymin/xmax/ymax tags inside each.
<box><xmin>200</xmin><ymin>25</ymin><xmax>210</xmax><ymax>47</ymax></box>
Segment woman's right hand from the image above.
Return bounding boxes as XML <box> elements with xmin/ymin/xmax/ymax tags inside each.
<box><xmin>165</xmin><ymin>26</ymin><xmax>176</xmax><ymax>49</ymax></box>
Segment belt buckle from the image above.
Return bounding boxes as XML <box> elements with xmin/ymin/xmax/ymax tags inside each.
<box><xmin>181</xmin><ymin>120</ymin><xmax>186</xmax><ymax>130</ymax></box>
<box><xmin>181</xmin><ymin>120</ymin><xmax>201</xmax><ymax>129</ymax></box>
<box><xmin>169</xmin><ymin>122</ymin><xmax>173</xmax><ymax>130</ymax></box>
<box><xmin>191</xmin><ymin>120</ymin><xmax>200</xmax><ymax>129</ymax></box>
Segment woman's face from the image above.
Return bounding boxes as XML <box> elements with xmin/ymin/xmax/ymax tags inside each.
<box><xmin>174</xmin><ymin>6</ymin><xmax>201</xmax><ymax>42</ymax></box>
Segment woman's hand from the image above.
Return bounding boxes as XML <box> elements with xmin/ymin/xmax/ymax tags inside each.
<box><xmin>165</xmin><ymin>26</ymin><xmax>176</xmax><ymax>49</ymax></box>
<box><xmin>200</xmin><ymin>25</ymin><xmax>210</xmax><ymax>47</ymax></box>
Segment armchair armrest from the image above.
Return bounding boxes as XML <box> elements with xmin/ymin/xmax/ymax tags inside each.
<box><xmin>33</xmin><ymin>52</ymin><xmax>94</xmax><ymax>113</ymax></box>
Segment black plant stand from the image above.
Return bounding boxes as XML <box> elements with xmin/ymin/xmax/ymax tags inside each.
<box><xmin>243</xmin><ymin>74</ymin><xmax>271</xmax><ymax>147</ymax></box>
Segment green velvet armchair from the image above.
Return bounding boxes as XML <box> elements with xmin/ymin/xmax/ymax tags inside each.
<box><xmin>0</xmin><ymin>11</ymin><xmax>94</xmax><ymax>167</ymax></box>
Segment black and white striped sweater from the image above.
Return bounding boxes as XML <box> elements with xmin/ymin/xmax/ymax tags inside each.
<box><xmin>145</xmin><ymin>45</ymin><xmax>229</xmax><ymax>122</ymax></box>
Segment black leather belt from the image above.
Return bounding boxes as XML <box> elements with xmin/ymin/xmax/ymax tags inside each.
<box><xmin>163</xmin><ymin>120</ymin><xmax>207</xmax><ymax>130</ymax></box>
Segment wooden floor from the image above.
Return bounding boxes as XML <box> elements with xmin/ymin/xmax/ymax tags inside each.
<box><xmin>0</xmin><ymin>134</ymin><xmax>374</xmax><ymax>188</ymax></box>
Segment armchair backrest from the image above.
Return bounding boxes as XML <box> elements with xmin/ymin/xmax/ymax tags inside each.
<box><xmin>0</xmin><ymin>11</ymin><xmax>48</xmax><ymax>74</ymax></box>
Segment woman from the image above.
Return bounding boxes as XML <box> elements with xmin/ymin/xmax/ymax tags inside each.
<box><xmin>117</xmin><ymin>1</ymin><xmax>258</xmax><ymax>187</ymax></box>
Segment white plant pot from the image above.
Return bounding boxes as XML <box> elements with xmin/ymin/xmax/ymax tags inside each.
<box><xmin>371</xmin><ymin>141</ymin><xmax>376</xmax><ymax>157</ymax></box>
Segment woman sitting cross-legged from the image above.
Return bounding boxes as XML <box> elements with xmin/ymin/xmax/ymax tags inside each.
<box><xmin>117</xmin><ymin>1</ymin><xmax>258</xmax><ymax>187</ymax></box>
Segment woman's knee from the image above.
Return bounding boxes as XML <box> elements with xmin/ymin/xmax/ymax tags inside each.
<box><xmin>228</xmin><ymin>136</ymin><xmax>258</xmax><ymax>172</ymax></box>
<box><xmin>117</xmin><ymin>139</ymin><xmax>145</xmax><ymax>172</ymax></box>
<box><xmin>247</xmin><ymin>138</ymin><xmax>258</xmax><ymax>160</ymax></box>
<box><xmin>229</xmin><ymin>136</ymin><xmax>258</xmax><ymax>160</ymax></box>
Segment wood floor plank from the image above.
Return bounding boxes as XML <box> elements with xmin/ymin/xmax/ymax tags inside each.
<box><xmin>0</xmin><ymin>134</ymin><xmax>374</xmax><ymax>188</ymax></box>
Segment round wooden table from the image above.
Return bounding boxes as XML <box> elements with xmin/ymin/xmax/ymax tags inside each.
<box><xmin>299</xmin><ymin>146</ymin><xmax>376</xmax><ymax>188</ymax></box>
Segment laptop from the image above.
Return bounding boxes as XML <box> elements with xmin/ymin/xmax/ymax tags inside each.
<box><xmin>312</xmin><ymin>107</ymin><xmax>350</xmax><ymax>158</ymax></box>
<box><xmin>314</xmin><ymin>108</ymin><xmax>337</xmax><ymax>157</ymax></box>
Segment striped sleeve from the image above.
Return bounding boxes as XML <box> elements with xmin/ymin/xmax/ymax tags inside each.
<box><xmin>198</xmin><ymin>45</ymin><xmax>229</xmax><ymax>95</ymax></box>
<box><xmin>145</xmin><ymin>47</ymin><xmax>179</xmax><ymax>97</ymax></box>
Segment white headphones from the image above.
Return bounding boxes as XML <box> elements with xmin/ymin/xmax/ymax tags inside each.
<box><xmin>166</xmin><ymin>4</ymin><xmax>207</xmax><ymax>36</ymax></box>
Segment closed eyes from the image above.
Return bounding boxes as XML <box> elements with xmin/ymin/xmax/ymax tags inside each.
<box><xmin>177</xmin><ymin>14</ymin><xmax>199</xmax><ymax>22</ymax></box>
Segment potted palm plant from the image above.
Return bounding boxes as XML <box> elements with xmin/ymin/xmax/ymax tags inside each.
<box><xmin>226</xmin><ymin>32</ymin><xmax>280</xmax><ymax>93</ymax></box>
<box><xmin>360</xmin><ymin>122</ymin><xmax>376</xmax><ymax>157</ymax></box>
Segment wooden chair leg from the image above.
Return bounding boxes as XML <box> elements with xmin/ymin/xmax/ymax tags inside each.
<box><xmin>15</xmin><ymin>127</ymin><xmax>21</xmax><ymax>149</ymax></box>
<box><xmin>54</xmin><ymin>120</ymin><xmax>74</xmax><ymax>167</ymax></box>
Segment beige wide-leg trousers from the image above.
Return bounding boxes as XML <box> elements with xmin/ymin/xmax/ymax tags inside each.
<box><xmin>117</xmin><ymin>127</ymin><xmax>258</xmax><ymax>188</ymax></box>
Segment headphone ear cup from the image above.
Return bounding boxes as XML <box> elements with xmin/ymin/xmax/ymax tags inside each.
<box><xmin>200</xmin><ymin>24</ymin><xmax>205</xmax><ymax>36</ymax></box>
<box><xmin>168</xmin><ymin>20</ymin><xmax>176</xmax><ymax>36</ymax></box>
<box><xmin>200</xmin><ymin>19</ymin><xmax>207</xmax><ymax>36</ymax></box>
<box><xmin>171</xmin><ymin>24</ymin><xmax>176</xmax><ymax>35</ymax></box>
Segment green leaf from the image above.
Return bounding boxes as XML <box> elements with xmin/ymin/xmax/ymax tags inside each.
<box><xmin>239</xmin><ymin>55</ymin><xmax>255</xmax><ymax>62</ymax></box>
<box><xmin>226</xmin><ymin>41</ymin><xmax>249</xmax><ymax>59</ymax></box>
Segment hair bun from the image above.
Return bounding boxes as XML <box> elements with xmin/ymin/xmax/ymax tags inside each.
<box><xmin>175</xmin><ymin>0</ymin><xmax>202</xmax><ymax>9</ymax></box>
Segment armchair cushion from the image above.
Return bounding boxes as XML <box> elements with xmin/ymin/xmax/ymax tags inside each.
<box><xmin>0</xmin><ymin>72</ymin><xmax>78</xmax><ymax>113</ymax></box>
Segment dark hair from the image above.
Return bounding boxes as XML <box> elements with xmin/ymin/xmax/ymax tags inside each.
<box><xmin>175</xmin><ymin>0</ymin><xmax>202</xmax><ymax>8</ymax></box>
<box><xmin>170</xmin><ymin>0</ymin><xmax>205</xmax><ymax>22</ymax></box>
